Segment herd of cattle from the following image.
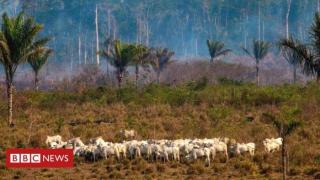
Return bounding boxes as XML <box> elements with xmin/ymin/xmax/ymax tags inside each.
<box><xmin>45</xmin><ymin>131</ymin><xmax>283</xmax><ymax>166</ymax></box>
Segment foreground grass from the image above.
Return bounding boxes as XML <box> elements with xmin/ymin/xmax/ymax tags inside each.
<box><xmin>0</xmin><ymin>80</ymin><xmax>320</xmax><ymax>179</ymax></box>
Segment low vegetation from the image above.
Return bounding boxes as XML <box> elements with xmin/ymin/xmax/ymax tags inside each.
<box><xmin>0</xmin><ymin>81</ymin><xmax>320</xmax><ymax>179</ymax></box>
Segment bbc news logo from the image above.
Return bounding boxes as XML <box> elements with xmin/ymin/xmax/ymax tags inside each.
<box><xmin>6</xmin><ymin>149</ymin><xmax>73</xmax><ymax>168</ymax></box>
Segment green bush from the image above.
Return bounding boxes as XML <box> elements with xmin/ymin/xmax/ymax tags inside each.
<box><xmin>315</xmin><ymin>155</ymin><xmax>320</xmax><ymax>165</ymax></box>
<box><xmin>218</xmin><ymin>77</ymin><xmax>244</xmax><ymax>86</ymax></box>
<box><xmin>207</xmin><ymin>106</ymin><xmax>231</xmax><ymax>125</ymax></box>
<box><xmin>186</xmin><ymin>77</ymin><xmax>208</xmax><ymax>91</ymax></box>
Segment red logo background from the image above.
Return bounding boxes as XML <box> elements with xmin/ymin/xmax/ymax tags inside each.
<box><xmin>6</xmin><ymin>149</ymin><xmax>73</xmax><ymax>168</ymax></box>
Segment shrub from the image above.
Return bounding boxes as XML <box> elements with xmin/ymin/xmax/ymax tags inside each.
<box><xmin>55</xmin><ymin>118</ymin><xmax>64</xmax><ymax>133</ymax></box>
<box><xmin>156</xmin><ymin>164</ymin><xmax>166</xmax><ymax>173</ymax></box>
<box><xmin>124</xmin><ymin>116</ymin><xmax>137</xmax><ymax>129</ymax></box>
<box><xmin>16</xmin><ymin>140</ymin><xmax>25</xmax><ymax>148</ymax></box>
<box><xmin>165</xmin><ymin>88</ymin><xmax>194</xmax><ymax>106</ymax></box>
<box><xmin>259</xmin><ymin>163</ymin><xmax>272</xmax><ymax>175</ymax></box>
<box><xmin>186</xmin><ymin>163</ymin><xmax>205</xmax><ymax>175</ymax></box>
<box><xmin>288</xmin><ymin>167</ymin><xmax>301</xmax><ymax>176</ymax></box>
<box><xmin>109</xmin><ymin>171</ymin><xmax>122</xmax><ymax>179</ymax></box>
<box><xmin>304</xmin><ymin>167</ymin><xmax>319</xmax><ymax>176</ymax></box>
<box><xmin>218</xmin><ymin>77</ymin><xmax>243</xmax><ymax>86</ymax></box>
<box><xmin>186</xmin><ymin>77</ymin><xmax>208</xmax><ymax>91</ymax></box>
<box><xmin>116</xmin><ymin>86</ymin><xmax>139</xmax><ymax>104</ymax></box>
<box><xmin>207</xmin><ymin>106</ymin><xmax>231</xmax><ymax>125</ymax></box>
<box><xmin>315</xmin><ymin>155</ymin><xmax>320</xmax><ymax>165</ymax></box>
<box><xmin>142</xmin><ymin>166</ymin><xmax>154</xmax><ymax>174</ymax></box>
<box><xmin>234</xmin><ymin>159</ymin><xmax>258</xmax><ymax>175</ymax></box>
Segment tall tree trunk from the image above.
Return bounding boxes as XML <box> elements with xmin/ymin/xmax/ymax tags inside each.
<box><xmin>282</xmin><ymin>137</ymin><xmax>287</xmax><ymax>180</ymax></box>
<box><xmin>286</xmin><ymin>0</ymin><xmax>292</xmax><ymax>39</ymax></box>
<box><xmin>244</xmin><ymin>12</ymin><xmax>249</xmax><ymax>49</ymax></box>
<box><xmin>262</xmin><ymin>20</ymin><xmax>265</xmax><ymax>41</ymax></box>
<box><xmin>34</xmin><ymin>72</ymin><xmax>39</xmax><ymax>91</ymax></box>
<box><xmin>70</xmin><ymin>38</ymin><xmax>74</xmax><ymax>72</ymax></box>
<box><xmin>195</xmin><ymin>37</ymin><xmax>198</xmax><ymax>56</ymax></box>
<box><xmin>107</xmin><ymin>9</ymin><xmax>111</xmax><ymax>37</ymax></box>
<box><xmin>146</xmin><ymin>20</ymin><xmax>150</xmax><ymax>46</ymax></box>
<box><xmin>293</xmin><ymin>64</ymin><xmax>297</xmax><ymax>83</ymax></box>
<box><xmin>135</xmin><ymin>65</ymin><xmax>139</xmax><ymax>88</ymax></box>
<box><xmin>95</xmin><ymin>5</ymin><xmax>100</xmax><ymax>65</ymax></box>
<box><xmin>256</xmin><ymin>63</ymin><xmax>260</xmax><ymax>86</ymax></box>
<box><xmin>258</xmin><ymin>2</ymin><xmax>261</xmax><ymax>41</ymax></box>
<box><xmin>84</xmin><ymin>34</ymin><xmax>87</xmax><ymax>65</ymax></box>
<box><xmin>78</xmin><ymin>36</ymin><xmax>81</xmax><ymax>65</ymax></box>
<box><xmin>7</xmin><ymin>80</ymin><xmax>13</xmax><ymax>126</ymax></box>
<box><xmin>157</xmin><ymin>70</ymin><xmax>161</xmax><ymax>84</ymax></box>
<box><xmin>117</xmin><ymin>71</ymin><xmax>123</xmax><ymax>88</ymax></box>
<box><xmin>281</xmin><ymin>123</ymin><xmax>286</xmax><ymax>180</ymax></box>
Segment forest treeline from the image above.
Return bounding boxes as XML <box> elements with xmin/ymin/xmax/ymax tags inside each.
<box><xmin>1</xmin><ymin>0</ymin><xmax>320</xmax><ymax>61</ymax></box>
<box><xmin>1</xmin><ymin>2</ymin><xmax>320</xmax><ymax>178</ymax></box>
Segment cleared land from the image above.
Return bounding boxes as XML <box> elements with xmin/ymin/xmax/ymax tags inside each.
<box><xmin>0</xmin><ymin>82</ymin><xmax>320</xmax><ymax>179</ymax></box>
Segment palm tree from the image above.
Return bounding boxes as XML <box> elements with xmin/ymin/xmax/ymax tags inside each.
<box><xmin>270</xmin><ymin>117</ymin><xmax>301</xmax><ymax>180</ymax></box>
<box><xmin>242</xmin><ymin>40</ymin><xmax>271</xmax><ymax>86</ymax></box>
<box><xmin>279</xmin><ymin>13</ymin><xmax>320</xmax><ymax>82</ymax></box>
<box><xmin>101</xmin><ymin>39</ymin><xmax>132</xmax><ymax>88</ymax></box>
<box><xmin>28</xmin><ymin>48</ymin><xmax>53</xmax><ymax>90</ymax></box>
<box><xmin>206</xmin><ymin>39</ymin><xmax>231</xmax><ymax>63</ymax></box>
<box><xmin>129</xmin><ymin>44</ymin><xmax>149</xmax><ymax>88</ymax></box>
<box><xmin>0</xmin><ymin>12</ymin><xmax>50</xmax><ymax>126</ymax></box>
<box><xmin>279</xmin><ymin>37</ymin><xmax>304</xmax><ymax>83</ymax></box>
<box><xmin>149</xmin><ymin>48</ymin><xmax>174</xmax><ymax>83</ymax></box>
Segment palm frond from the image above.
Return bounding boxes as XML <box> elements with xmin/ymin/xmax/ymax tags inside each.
<box><xmin>281</xmin><ymin>37</ymin><xmax>315</xmax><ymax>75</ymax></box>
<box><xmin>0</xmin><ymin>12</ymin><xmax>49</xmax><ymax>73</ymax></box>
<box><xmin>241</xmin><ymin>46</ymin><xmax>253</xmax><ymax>58</ymax></box>
<box><xmin>215</xmin><ymin>49</ymin><xmax>232</xmax><ymax>57</ymax></box>
<box><xmin>279</xmin><ymin>36</ymin><xmax>304</xmax><ymax>66</ymax></box>
<box><xmin>148</xmin><ymin>47</ymin><xmax>174</xmax><ymax>72</ymax></box>
<box><xmin>270</xmin><ymin>118</ymin><xmax>282</xmax><ymax>133</ymax></box>
<box><xmin>207</xmin><ymin>39</ymin><xmax>231</xmax><ymax>61</ymax></box>
<box><xmin>253</xmin><ymin>40</ymin><xmax>271</xmax><ymax>62</ymax></box>
<box><xmin>28</xmin><ymin>48</ymin><xmax>52</xmax><ymax>74</ymax></box>
<box><xmin>284</xmin><ymin>120</ymin><xmax>301</xmax><ymax>136</ymax></box>
<box><xmin>101</xmin><ymin>39</ymin><xmax>134</xmax><ymax>74</ymax></box>
<box><xmin>30</xmin><ymin>37</ymin><xmax>51</xmax><ymax>50</ymax></box>
<box><xmin>0</xmin><ymin>35</ymin><xmax>11</xmax><ymax>64</ymax></box>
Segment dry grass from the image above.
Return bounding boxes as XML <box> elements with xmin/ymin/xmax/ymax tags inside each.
<box><xmin>0</xmin><ymin>81</ymin><xmax>320</xmax><ymax>179</ymax></box>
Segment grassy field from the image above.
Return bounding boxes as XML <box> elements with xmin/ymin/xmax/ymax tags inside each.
<box><xmin>0</xmin><ymin>80</ymin><xmax>320</xmax><ymax>179</ymax></box>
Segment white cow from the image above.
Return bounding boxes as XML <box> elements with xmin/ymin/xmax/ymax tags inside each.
<box><xmin>89</xmin><ymin>136</ymin><xmax>106</xmax><ymax>146</ymax></box>
<box><xmin>114</xmin><ymin>143</ymin><xmax>127</xmax><ymax>159</ymax></box>
<box><xmin>187</xmin><ymin>147</ymin><xmax>211</xmax><ymax>166</ymax></box>
<box><xmin>127</xmin><ymin>143</ymin><xmax>141</xmax><ymax>159</ymax></box>
<box><xmin>232</xmin><ymin>143</ymin><xmax>255</xmax><ymax>156</ymax></box>
<box><xmin>263</xmin><ymin>138</ymin><xmax>282</xmax><ymax>153</ymax></box>
<box><xmin>67</xmin><ymin>137</ymin><xmax>85</xmax><ymax>147</ymax></box>
<box><xmin>98</xmin><ymin>144</ymin><xmax>120</xmax><ymax>160</ymax></box>
<box><xmin>73</xmin><ymin>145</ymin><xmax>87</xmax><ymax>156</ymax></box>
<box><xmin>162</xmin><ymin>145</ymin><xmax>180</xmax><ymax>162</ymax></box>
<box><xmin>120</xmin><ymin>129</ymin><xmax>136</xmax><ymax>139</ymax></box>
<box><xmin>213</xmin><ymin>142</ymin><xmax>229</xmax><ymax>160</ymax></box>
<box><xmin>45</xmin><ymin>135</ymin><xmax>62</xmax><ymax>148</ymax></box>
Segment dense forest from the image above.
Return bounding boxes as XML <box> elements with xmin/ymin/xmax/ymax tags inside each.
<box><xmin>1</xmin><ymin>0</ymin><xmax>320</xmax><ymax>62</ymax></box>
